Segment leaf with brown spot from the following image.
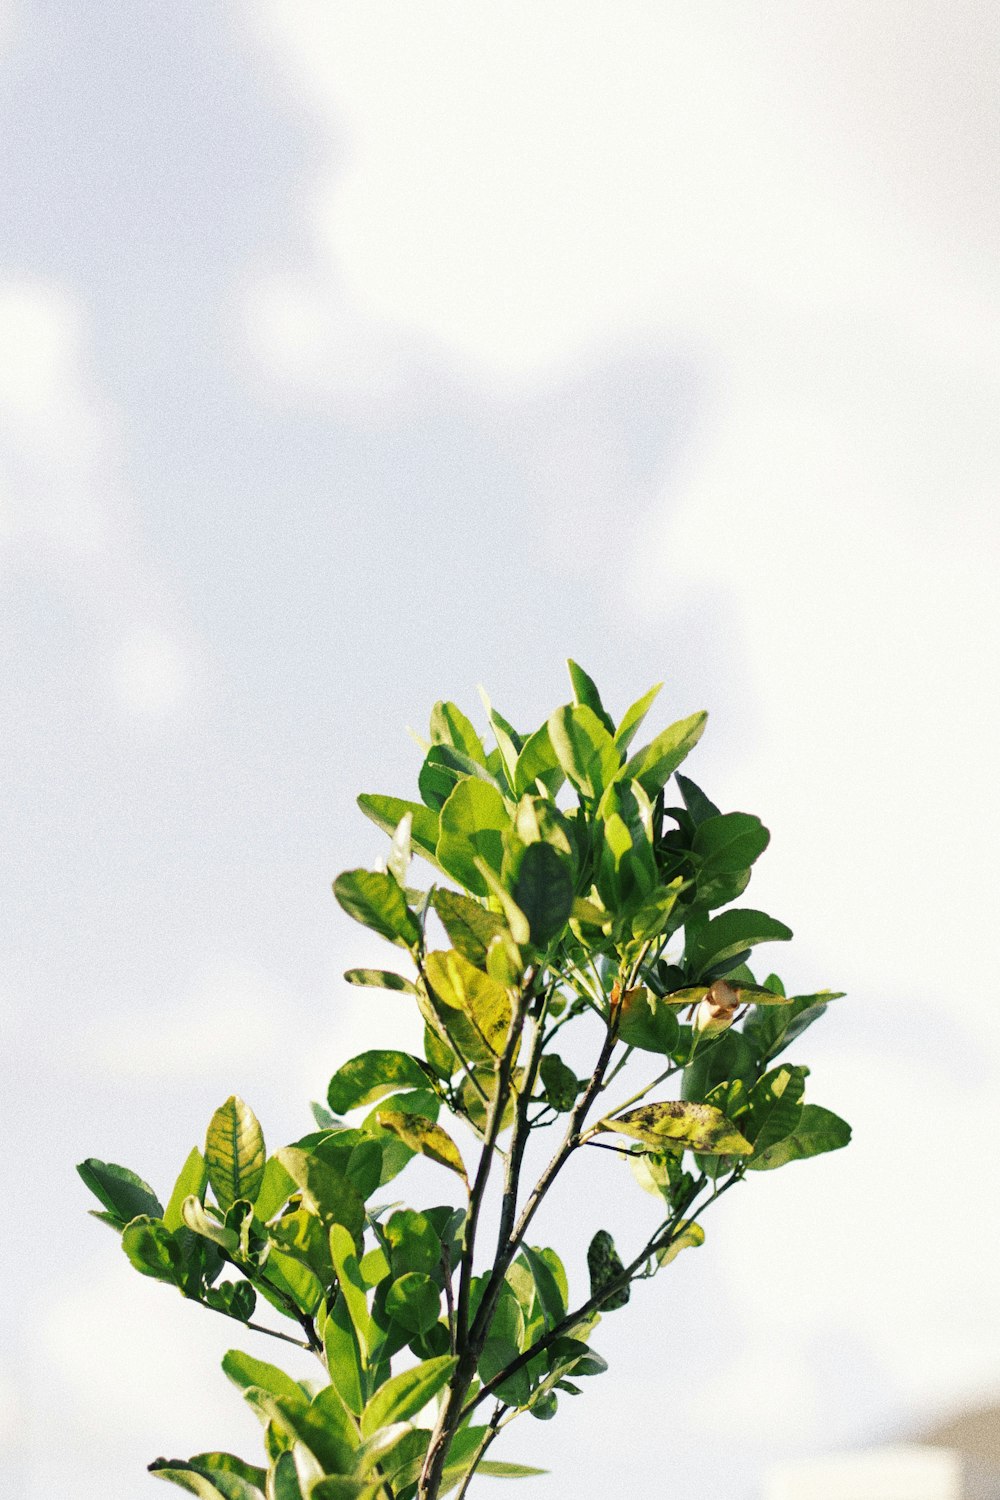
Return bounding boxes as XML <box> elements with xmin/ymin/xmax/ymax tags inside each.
<box><xmin>600</xmin><ymin>1099</ymin><xmax>752</xmax><ymax>1155</ymax></box>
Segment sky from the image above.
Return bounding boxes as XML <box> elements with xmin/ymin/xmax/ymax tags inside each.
<box><xmin>2</xmin><ymin>2</ymin><xmax>999</xmax><ymax>1496</ymax></box>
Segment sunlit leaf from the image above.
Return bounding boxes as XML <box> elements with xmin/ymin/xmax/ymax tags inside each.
<box><xmin>437</xmin><ymin>779</ymin><xmax>509</xmax><ymax>895</ymax></box>
<box><xmin>622</xmin><ymin>710</ymin><xmax>707</xmax><ymax>797</ymax></box>
<box><xmin>360</xmin><ymin>1354</ymin><xmax>458</xmax><ymax>1437</ymax></box>
<box><xmin>333</xmin><ymin>870</ymin><xmax>422</xmax><ymax>949</ymax></box>
<box><xmin>601</xmin><ymin>1099</ymin><xmax>752</xmax><ymax>1154</ymax></box>
<box><xmin>204</xmin><ymin>1097</ymin><xmax>266</xmax><ymax>1213</ymax></box>
<box><xmin>327</xmin><ymin>1051</ymin><xmax>432</xmax><ymax>1114</ymax></box>
<box><xmin>375</xmin><ymin>1111</ymin><xmax>469</xmax><ymax>1191</ymax></box>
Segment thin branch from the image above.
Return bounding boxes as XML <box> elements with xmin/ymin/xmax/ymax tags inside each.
<box><xmin>453</xmin><ymin>1402</ymin><xmax>507</xmax><ymax>1500</ymax></box>
<box><xmin>243</xmin><ymin>1318</ymin><xmax>313</xmax><ymax>1350</ymax></box>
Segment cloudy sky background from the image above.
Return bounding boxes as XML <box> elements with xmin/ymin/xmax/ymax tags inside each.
<box><xmin>3</xmin><ymin>3</ymin><xmax>999</xmax><ymax>1496</ymax></box>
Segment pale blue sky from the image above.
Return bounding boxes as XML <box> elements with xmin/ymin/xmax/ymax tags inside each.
<box><xmin>3</xmin><ymin>4</ymin><xmax>999</xmax><ymax>1497</ymax></box>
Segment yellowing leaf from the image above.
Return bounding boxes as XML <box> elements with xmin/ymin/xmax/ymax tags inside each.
<box><xmin>204</xmin><ymin>1096</ymin><xmax>266</xmax><ymax>1211</ymax></box>
<box><xmin>656</xmin><ymin>1219</ymin><xmax>705</xmax><ymax>1267</ymax></box>
<box><xmin>600</xmin><ymin>1099</ymin><xmax>751</xmax><ymax>1155</ymax></box>
<box><xmin>376</xmin><ymin>1111</ymin><xmax>469</xmax><ymax>1191</ymax></box>
<box><xmin>424</xmin><ymin>948</ymin><xmax>513</xmax><ymax>1057</ymax></box>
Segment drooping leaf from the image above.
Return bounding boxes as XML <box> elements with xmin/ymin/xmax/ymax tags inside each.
<box><xmin>745</xmin><ymin>1104</ymin><xmax>851</xmax><ymax>1171</ymax></box>
<box><xmin>327</xmin><ymin>1051</ymin><xmax>432</xmax><ymax>1115</ymax></box>
<box><xmin>204</xmin><ymin>1097</ymin><xmax>266</xmax><ymax>1212</ymax></box>
<box><xmin>622</xmin><ymin>710</ymin><xmax>708</xmax><ymax>797</ymax></box>
<box><xmin>333</xmin><ymin>870</ymin><xmax>422</xmax><ymax>949</ymax></box>
<box><xmin>164</xmin><ymin>1148</ymin><xmax>208</xmax><ymax>1233</ymax></box>
<box><xmin>547</xmin><ymin>704</ymin><xmax>620</xmax><ymax>802</ymax></box>
<box><xmin>601</xmin><ymin>1099</ymin><xmax>752</xmax><ymax>1154</ymax></box>
<box><xmin>437</xmin><ymin>779</ymin><xmax>509</xmax><ymax>895</ymax></box>
<box><xmin>586</xmin><ymin>1230</ymin><xmax>630</xmax><ymax>1311</ymax></box>
<box><xmin>77</xmin><ymin>1159</ymin><xmax>163</xmax><ymax>1226</ymax></box>
<box><xmin>375</xmin><ymin>1112</ymin><xmax>469</xmax><ymax>1190</ymax></box>
<box><xmin>692</xmin><ymin>812</ymin><xmax>770</xmax><ymax>875</ymax></box>
<box><xmin>147</xmin><ymin>1460</ymin><xmax>262</xmax><ymax>1500</ymax></box>
<box><xmin>189</xmin><ymin>1454</ymin><xmax>267</xmax><ymax>1492</ymax></box>
<box><xmin>614</xmin><ymin>681</ymin><xmax>663</xmax><ymax>754</ymax></box>
<box><xmin>566</xmin><ymin>659</ymin><xmax>615</xmax><ymax>737</ymax></box>
<box><xmin>356</xmin><ymin>796</ymin><xmax>441</xmax><ymax>867</ymax></box>
<box><xmin>360</xmin><ymin>1354</ymin><xmax>458</xmax><ymax>1437</ymax></box>
<box><xmin>511</xmin><ymin>840</ymin><xmax>575</xmax><ymax>948</ymax></box>
<box><xmin>743</xmin><ymin>990</ymin><xmax>844</xmax><ymax>1062</ymax></box>
<box><xmin>430</xmin><ymin>888</ymin><xmax>505</xmax><ymax>967</ymax></box>
<box><xmin>684</xmin><ymin>908</ymin><xmax>793</xmax><ymax>977</ymax></box>
<box><xmin>656</xmin><ymin>1219</ymin><xmax>706</xmax><ymax>1267</ymax></box>
<box><xmin>423</xmin><ymin>948</ymin><xmax>513</xmax><ymax>1058</ymax></box>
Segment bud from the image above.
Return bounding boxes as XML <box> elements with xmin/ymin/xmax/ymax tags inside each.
<box><xmin>693</xmin><ymin>979</ymin><xmax>740</xmax><ymax>1036</ymax></box>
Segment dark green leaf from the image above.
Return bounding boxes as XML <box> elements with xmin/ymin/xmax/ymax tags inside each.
<box><xmin>148</xmin><ymin>1460</ymin><xmax>262</xmax><ymax>1500</ymax></box>
<box><xmin>189</xmin><ymin>1455</ymin><xmax>267</xmax><ymax>1491</ymax></box>
<box><xmin>746</xmin><ymin>1065</ymin><xmax>808</xmax><ymax>1154</ymax></box>
<box><xmin>538</xmin><ymin>1053</ymin><xmax>579</xmax><ymax>1112</ymax></box>
<box><xmin>675</xmin><ymin>772</ymin><xmax>720</xmax><ymax>825</ymax></box>
<box><xmin>519</xmin><ymin>1244</ymin><xmax>567</xmax><ymax>1328</ymax></box>
<box><xmin>511</xmin><ymin>841</ymin><xmax>574</xmax><ymax>947</ymax></box>
<box><xmin>77</xmin><ymin>1159</ymin><xmax>163</xmax><ymax>1226</ymax></box>
<box><xmin>685</xmin><ymin>908</ymin><xmax>793</xmax><ymax>977</ymax></box>
<box><xmin>693</xmin><ymin>812</ymin><xmax>770</xmax><ymax>875</ymax></box>
<box><xmin>121</xmin><ymin>1217</ymin><xmax>183</xmax><ymax>1286</ymax></box>
<box><xmin>327</xmin><ymin>1051</ymin><xmax>431</xmax><ymax>1114</ymax></box>
<box><xmin>385</xmin><ymin>1209</ymin><xmax>441</xmax><ymax>1277</ymax></box>
<box><xmin>566</xmin><ymin>659</ymin><xmax>615</xmax><ymax>736</ymax></box>
<box><xmin>622</xmin><ymin>710</ymin><xmax>708</xmax><ymax>797</ymax></box>
<box><xmin>586</xmin><ymin>1230</ymin><xmax>629</xmax><ymax>1311</ymax></box>
<box><xmin>743</xmin><ymin>990</ymin><xmax>844</xmax><ymax>1062</ymax></box>
<box><xmin>746</xmin><ymin>1104</ymin><xmax>851</xmax><ymax>1171</ymax></box>
<box><xmin>333</xmin><ymin>870</ymin><xmax>421</xmax><ymax>949</ymax></box>
<box><xmin>479</xmin><ymin>1336</ymin><xmax>530</xmax><ymax>1407</ymax></box>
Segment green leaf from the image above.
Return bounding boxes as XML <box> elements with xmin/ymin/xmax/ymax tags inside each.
<box><xmin>685</xmin><ymin>908</ymin><xmax>793</xmax><ymax>977</ymax></box>
<box><xmin>675</xmin><ymin>772</ymin><xmax>721</xmax><ymax>825</ymax></box>
<box><xmin>430</xmin><ymin>700</ymin><xmax>488</xmax><ymax>766</ymax></box>
<box><xmin>746</xmin><ymin>1104</ymin><xmax>851</xmax><ymax>1171</ymax></box>
<box><xmin>274</xmin><ymin>1149</ymin><xmax>365</xmax><ymax>1242</ymax></box>
<box><xmin>385</xmin><ymin>1272</ymin><xmax>442</xmax><ymax>1334</ymax></box>
<box><xmin>538</xmin><ymin>1053</ymin><xmax>579</xmax><ymax>1112</ymax></box>
<box><xmin>746</xmin><ymin>1064</ymin><xmax>808</xmax><ymax>1155</ymax></box>
<box><xmin>693</xmin><ymin>812</ymin><xmax>770</xmax><ymax>875</ymax></box>
<box><xmin>566</xmin><ymin>659</ymin><xmax>615</xmax><ymax>736</ymax></box>
<box><xmin>430</xmin><ymin>888</ymin><xmax>505</xmax><ymax>967</ymax></box>
<box><xmin>602</xmin><ymin>1099</ymin><xmax>752</xmax><ymax>1154</ymax></box>
<box><xmin>479</xmin><ymin>1335</ymin><xmax>530</xmax><ymax>1407</ymax></box>
<box><xmin>617</xmin><ymin>987</ymin><xmax>680</xmax><ymax>1056</ymax></box>
<box><xmin>743</xmin><ymin>990</ymin><xmax>844</xmax><ymax>1062</ymax></box>
<box><xmin>385</xmin><ymin>1210</ymin><xmax>442</xmax><ymax>1276</ymax></box>
<box><xmin>437</xmin><ymin>780</ymin><xmax>509</xmax><ymax>895</ymax></box>
<box><xmin>357</xmin><ymin>795</ymin><xmax>441</xmax><ymax>867</ymax></box>
<box><xmin>586</xmin><ymin>1230</ymin><xmax>630</xmax><ymax>1311</ymax></box>
<box><xmin>329</xmin><ymin>1223</ymin><xmax>376</xmax><ymax>1363</ymax></box>
<box><xmin>478</xmin><ymin>687</ymin><xmax>523</xmax><ymax>787</ymax></box>
<box><xmin>511</xmin><ymin>841</ymin><xmax>575</xmax><ymax>947</ymax></box>
<box><xmin>222</xmin><ymin>1350</ymin><xmax>305</xmax><ymax>1406</ymax></box>
<box><xmin>121</xmin><ymin>1217</ymin><xmax>183</xmax><ymax>1285</ymax></box>
<box><xmin>614</xmin><ymin>682</ymin><xmax>663</xmax><ymax>754</ymax></box>
<box><xmin>519</xmin><ymin>1244</ymin><xmax>567</xmax><ymax>1328</ymax></box>
<box><xmin>622</xmin><ymin>710</ymin><xmax>708</xmax><ymax>797</ymax></box>
<box><xmin>360</xmin><ymin>1354</ymin><xmax>458</xmax><ymax>1437</ymax></box>
<box><xmin>323</xmin><ymin>1296</ymin><xmax>364</xmax><ymax>1417</ymax></box>
<box><xmin>477</xmin><ymin>1461</ymin><xmax>549</xmax><ymax>1478</ymax></box>
<box><xmin>181</xmin><ymin>1197</ymin><xmax>239</xmax><ymax>1254</ymax></box>
<box><xmin>513</xmin><ymin>723</ymin><xmax>565</xmax><ymax>798</ymax></box>
<box><xmin>77</xmin><ymin>1159</ymin><xmax>163</xmax><ymax>1226</ymax></box>
<box><xmin>424</xmin><ymin>948</ymin><xmax>513</xmax><ymax>1058</ymax></box>
<box><xmin>343</xmin><ymin>967</ymin><xmax>417</xmax><ymax>993</ymax></box>
<box><xmin>189</xmin><ymin>1454</ymin><xmax>267</xmax><ymax>1492</ymax></box>
<box><xmin>309</xmin><ymin>1480</ymin><xmax>381</xmax><ymax>1500</ymax></box>
<box><xmin>204</xmin><ymin>1097</ymin><xmax>266</xmax><ymax>1213</ymax></box>
<box><xmin>253</xmin><ymin>1157</ymin><xmax>296</xmax><ymax>1222</ymax></box>
<box><xmin>656</xmin><ymin>1219</ymin><xmax>706</xmax><ymax>1267</ymax></box>
<box><xmin>163</xmin><ymin>1149</ymin><xmax>208</xmax><ymax>1233</ymax></box>
<box><xmin>327</xmin><ymin>1051</ymin><xmax>432</xmax><ymax>1114</ymax></box>
<box><xmin>333</xmin><ymin>870</ymin><xmax>422</xmax><ymax>949</ymax></box>
<box><xmin>148</xmin><ymin>1460</ymin><xmax>262</xmax><ymax>1500</ymax></box>
<box><xmin>375</xmin><ymin>1112</ymin><xmax>469</xmax><ymax>1190</ymax></box>
<box><xmin>547</xmin><ymin>704</ymin><xmax>620</xmax><ymax>801</ymax></box>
